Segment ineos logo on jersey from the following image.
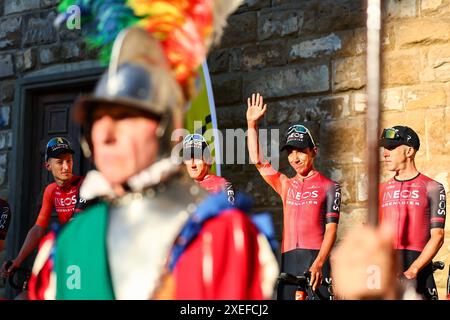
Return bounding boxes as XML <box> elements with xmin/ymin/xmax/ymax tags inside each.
<box><xmin>383</xmin><ymin>189</ymin><xmax>420</xmax><ymax>201</ymax></box>
<box><xmin>438</xmin><ymin>189</ymin><xmax>446</xmax><ymax>216</ymax></box>
<box><xmin>0</xmin><ymin>213</ymin><xmax>8</xmax><ymax>229</ymax></box>
<box><xmin>333</xmin><ymin>188</ymin><xmax>341</xmax><ymax>211</ymax></box>
<box><xmin>2</xmin><ymin>207</ymin><xmax>9</xmax><ymax>214</ymax></box>
<box><xmin>288</xmin><ymin>188</ymin><xmax>319</xmax><ymax>200</ymax></box>
<box><xmin>55</xmin><ymin>195</ymin><xmax>78</xmax><ymax>207</ymax></box>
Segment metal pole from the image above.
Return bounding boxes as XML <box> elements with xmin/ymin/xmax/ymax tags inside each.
<box><xmin>366</xmin><ymin>0</ymin><xmax>382</xmax><ymax>226</ymax></box>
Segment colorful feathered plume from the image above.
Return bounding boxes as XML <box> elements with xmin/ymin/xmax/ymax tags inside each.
<box><xmin>56</xmin><ymin>0</ymin><xmax>243</xmax><ymax>98</ymax></box>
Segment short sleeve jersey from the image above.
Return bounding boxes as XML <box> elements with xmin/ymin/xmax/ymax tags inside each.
<box><xmin>35</xmin><ymin>175</ymin><xmax>85</xmax><ymax>229</ymax></box>
<box><xmin>379</xmin><ymin>173</ymin><xmax>446</xmax><ymax>251</ymax></box>
<box><xmin>256</xmin><ymin>162</ymin><xmax>341</xmax><ymax>252</ymax></box>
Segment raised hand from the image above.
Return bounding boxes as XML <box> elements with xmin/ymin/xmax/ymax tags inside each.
<box><xmin>246</xmin><ymin>93</ymin><xmax>267</xmax><ymax>123</ymax></box>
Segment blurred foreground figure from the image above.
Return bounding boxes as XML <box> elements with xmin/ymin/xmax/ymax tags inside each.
<box><xmin>28</xmin><ymin>1</ymin><xmax>278</xmax><ymax>300</ymax></box>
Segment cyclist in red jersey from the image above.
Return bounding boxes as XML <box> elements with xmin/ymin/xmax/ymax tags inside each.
<box><xmin>1</xmin><ymin>137</ymin><xmax>85</xmax><ymax>278</ymax></box>
<box><xmin>183</xmin><ymin>133</ymin><xmax>235</xmax><ymax>204</ymax></box>
<box><xmin>246</xmin><ymin>93</ymin><xmax>341</xmax><ymax>300</ymax></box>
<box><xmin>0</xmin><ymin>198</ymin><xmax>12</xmax><ymax>251</ymax></box>
<box><xmin>379</xmin><ymin>125</ymin><xmax>446</xmax><ymax>300</ymax></box>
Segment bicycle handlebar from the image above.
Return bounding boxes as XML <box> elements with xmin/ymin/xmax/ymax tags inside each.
<box><xmin>4</xmin><ymin>260</ymin><xmax>31</xmax><ymax>291</ymax></box>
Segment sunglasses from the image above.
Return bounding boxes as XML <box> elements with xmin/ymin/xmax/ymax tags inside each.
<box><xmin>183</xmin><ymin>134</ymin><xmax>207</xmax><ymax>144</ymax></box>
<box><xmin>47</xmin><ymin>137</ymin><xmax>70</xmax><ymax>149</ymax></box>
<box><xmin>381</xmin><ymin>128</ymin><xmax>402</xmax><ymax>140</ymax></box>
<box><xmin>287</xmin><ymin>125</ymin><xmax>316</xmax><ymax>147</ymax></box>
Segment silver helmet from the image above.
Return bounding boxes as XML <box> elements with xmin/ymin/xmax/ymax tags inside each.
<box><xmin>73</xmin><ymin>27</ymin><xmax>185</xmax><ymax>158</ymax></box>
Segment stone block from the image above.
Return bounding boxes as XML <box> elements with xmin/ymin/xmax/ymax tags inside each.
<box><xmin>335</xmin><ymin>28</ymin><xmax>366</xmax><ymax>57</ymax></box>
<box><xmin>211</xmin><ymin>73</ymin><xmax>242</xmax><ymax>106</ymax></box>
<box><xmin>242</xmin><ymin>40</ymin><xmax>287</xmax><ymax>70</ymax></box>
<box><xmin>243</xmin><ymin>64</ymin><xmax>329</xmax><ymax>99</ymax></box>
<box><xmin>0</xmin><ymin>131</ymin><xmax>12</xmax><ymax>150</ymax></box>
<box><xmin>258</xmin><ymin>9</ymin><xmax>302</xmax><ymax>41</ymax></box>
<box><xmin>289</xmin><ymin>33</ymin><xmax>342</xmax><ymax>60</ymax></box>
<box><xmin>219</xmin><ymin>12</ymin><xmax>257</xmax><ymax>48</ymax></box>
<box><xmin>382</xmin><ymin>87</ymin><xmax>404</xmax><ymax>111</ymax></box>
<box><xmin>61</xmin><ymin>41</ymin><xmax>84</xmax><ymax>60</ymax></box>
<box><xmin>39</xmin><ymin>46</ymin><xmax>60</xmax><ymax>65</ymax></box>
<box><xmin>353</xmin><ymin>92</ymin><xmax>367</xmax><ymax>114</ymax></box>
<box><xmin>405</xmin><ymin>84</ymin><xmax>447</xmax><ymax>110</ymax></box>
<box><xmin>321</xmin><ymin>117</ymin><xmax>367</xmax><ymax>164</ymax></box>
<box><xmin>235</xmin><ymin>0</ymin><xmax>270</xmax><ymax>13</ymax></box>
<box><xmin>395</xmin><ymin>19</ymin><xmax>450</xmax><ymax>48</ymax></box>
<box><xmin>4</xmin><ymin>0</ymin><xmax>40</xmax><ymax>15</ymax></box>
<box><xmin>302</xmin><ymin>0</ymin><xmax>365</xmax><ymax>35</ymax></box>
<box><xmin>0</xmin><ymin>55</ymin><xmax>14</xmax><ymax>79</ymax></box>
<box><xmin>23</xmin><ymin>11</ymin><xmax>57</xmax><ymax>46</ymax></box>
<box><xmin>15</xmin><ymin>48</ymin><xmax>36</xmax><ymax>72</ymax></box>
<box><xmin>383</xmin><ymin>50</ymin><xmax>421</xmax><ymax>85</ymax></box>
<box><xmin>422</xmin><ymin>45</ymin><xmax>450</xmax><ymax>82</ymax></box>
<box><xmin>0</xmin><ymin>106</ymin><xmax>10</xmax><ymax>129</ymax></box>
<box><xmin>384</xmin><ymin>0</ymin><xmax>417</xmax><ymax>19</ymax></box>
<box><xmin>207</xmin><ymin>49</ymin><xmax>229</xmax><ymax>74</ymax></box>
<box><xmin>0</xmin><ymin>16</ymin><xmax>22</xmax><ymax>49</ymax></box>
<box><xmin>0</xmin><ymin>82</ymin><xmax>14</xmax><ymax>103</ymax></box>
<box><xmin>333</xmin><ymin>56</ymin><xmax>366</xmax><ymax>92</ymax></box>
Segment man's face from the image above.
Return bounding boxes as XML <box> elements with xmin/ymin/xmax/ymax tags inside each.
<box><xmin>382</xmin><ymin>145</ymin><xmax>409</xmax><ymax>172</ymax></box>
<box><xmin>287</xmin><ymin>147</ymin><xmax>316</xmax><ymax>176</ymax></box>
<box><xmin>184</xmin><ymin>158</ymin><xmax>209</xmax><ymax>181</ymax></box>
<box><xmin>46</xmin><ymin>153</ymin><xmax>73</xmax><ymax>185</ymax></box>
<box><xmin>91</xmin><ymin>105</ymin><xmax>160</xmax><ymax>186</ymax></box>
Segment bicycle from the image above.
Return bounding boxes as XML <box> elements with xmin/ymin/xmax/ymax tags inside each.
<box><xmin>278</xmin><ymin>271</ymin><xmax>333</xmax><ymax>300</ymax></box>
<box><xmin>399</xmin><ymin>260</ymin><xmax>445</xmax><ymax>300</ymax></box>
<box><xmin>2</xmin><ymin>260</ymin><xmax>31</xmax><ymax>300</ymax></box>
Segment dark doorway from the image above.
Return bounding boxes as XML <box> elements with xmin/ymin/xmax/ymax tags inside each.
<box><xmin>7</xmin><ymin>68</ymin><xmax>103</xmax><ymax>298</ymax></box>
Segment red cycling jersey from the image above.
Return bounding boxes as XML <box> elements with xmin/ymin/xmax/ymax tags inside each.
<box><xmin>256</xmin><ymin>162</ymin><xmax>341</xmax><ymax>252</ymax></box>
<box><xmin>198</xmin><ymin>174</ymin><xmax>235</xmax><ymax>204</ymax></box>
<box><xmin>35</xmin><ymin>175</ymin><xmax>85</xmax><ymax>229</ymax></box>
<box><xmin>379</xmin><ymin>173</ymin><xmax>446</xmax><ymax>251</ymax></box>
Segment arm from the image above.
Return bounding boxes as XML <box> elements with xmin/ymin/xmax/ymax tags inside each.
<box><xmin>246</xmin><ymin>93</ymin><xmax>267</xmax><ymax>165</ymax></box>
<box><xmin>404</xmin><ymin>182</ymin><xmax>447</xmax><ymax>279</ymax></box>
<box><xmin>403</xmin><ymin>228</ymin><xmax>445</xmax><ymax>279</ymax></box>
<box><xmin>7</xmin><ymin>225</ymin><xmax>46</xmax><ymax>272</ymax></box>
<box><xmin>246</xmin><ymin>93</ymin><xmax>286</xmax><ymax>194</ymax></box>
<box><xmin>309</xmin><ymin>223</ymin><xmax>337</xmax><ymax>290</ymax></box>
<box><xmin>310</xmin><ymin>182</ymin><xmax>341</xmax><ymax>290</ymax></box>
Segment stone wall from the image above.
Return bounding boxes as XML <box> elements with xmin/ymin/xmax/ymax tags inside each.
<box><xmin>210</xmin><ymin>0</ymin><xmax>450</xmax><ymax>298</ymax></box>
<box><xmin>0</xmin><ymin>0</ymin><xmax>449</xmax><ymax>299</ymax></box>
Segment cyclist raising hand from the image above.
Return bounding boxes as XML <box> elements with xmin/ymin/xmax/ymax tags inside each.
<box><xmin>246</xmin><ymin>93</ymin><xmax>341</xmax><ymax>300</ymax></box>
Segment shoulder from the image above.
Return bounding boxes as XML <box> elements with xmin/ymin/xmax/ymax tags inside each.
<box><xmin>43</xmin><ymin>183</ymin><xmax>57</xmax><ymax>197</ymax></box>
<box><xmin>419</xmin><ymin>174</ymin><xmax>445</xmax><ymax>192</ymax></box>
<box><xmin>316</xmin><ymin>172</ymin><xmax>340</xmax><ymax>189</ymax></box>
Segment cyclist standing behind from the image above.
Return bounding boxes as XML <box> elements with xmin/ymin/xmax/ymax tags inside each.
<box><xmin>246</xmin><ymin>93</ymin><xmax>341</xmax><ymax>300</ymax></box>
<box><xmin>1</xmin><ymin>137</ymin><xmax>85</xmax><ymax>278</ymax></box>
<box><xmin>379</xmin><ymin>125</ymin><xmax>446</xmax><ymax>300</ymax></box>
<box><xmin>182</xmin><ymin>133</ymin><xmax>235</xmax><ymax>204</ymax></box>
